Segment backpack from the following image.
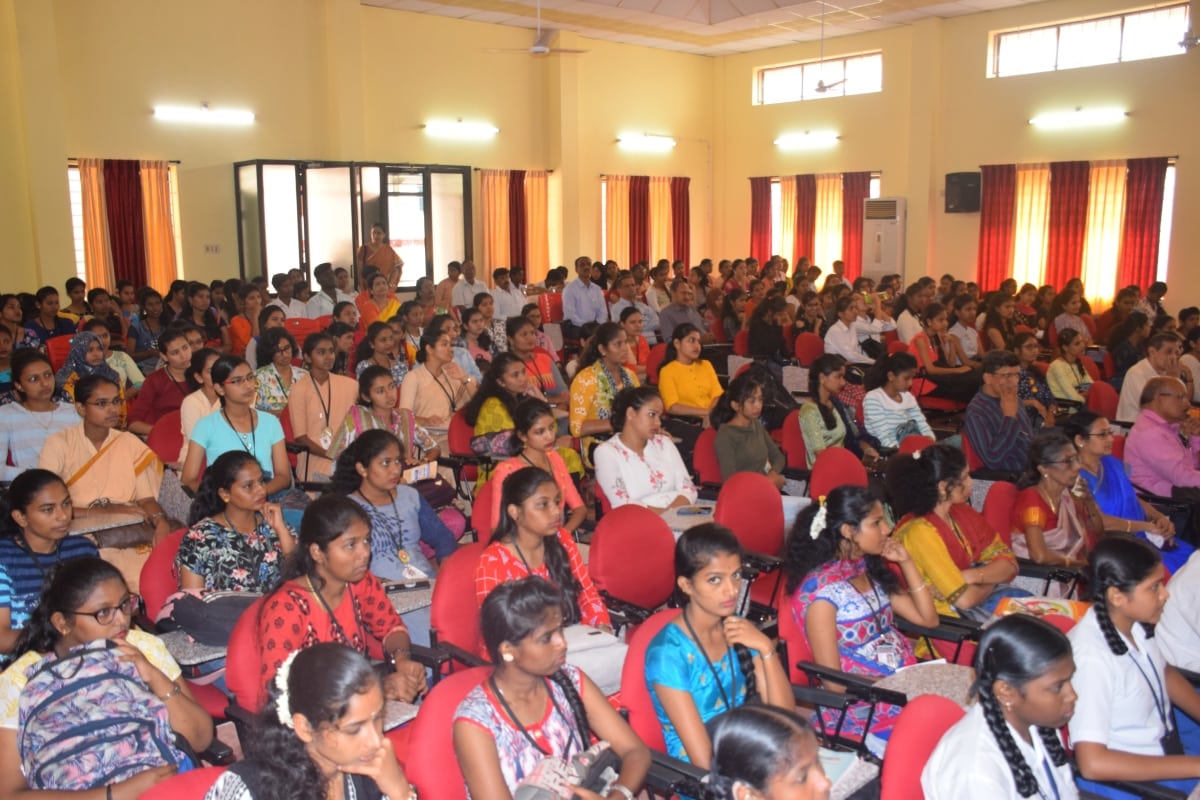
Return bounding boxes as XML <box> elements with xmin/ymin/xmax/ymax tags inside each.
<box><xmin>18</xmin><ymin>640</ymin><xmax>184</xmax><ymax>790</ymax></box>
<box><xmin>744</xmin><ymin>363</ymin><xmax>799</xmax><ymax>430</ymax></box>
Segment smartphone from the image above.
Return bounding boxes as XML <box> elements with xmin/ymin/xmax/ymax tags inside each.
<box><xmin>733</xmin><ymin>573</ymin><xmax>752</xmax><ymax>618</ymax></box>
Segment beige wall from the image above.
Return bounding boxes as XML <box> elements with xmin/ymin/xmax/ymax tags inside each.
<box><xmin>1</xmin><ymin>0</ymin><xmax>1197</xmax><ymax>305</ymax></box>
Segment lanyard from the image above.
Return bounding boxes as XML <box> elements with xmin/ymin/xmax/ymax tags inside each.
<box><xmin>1038</xmin><ymin>754</ymin><xmax>1062</xmax><ymax>800</ymax></box>
<box><xmin>432</xmin><ymin>370</ymin><xmax>460</xmax><ymax>412</ymax></box>
<box><xmin>222</xmin><ymin>409</ymin><xmax>257</xmax><ymax>457</ymax></box>
<box><xmin>305</xmin><ymin>575</ymin><xmax>365</xmax><ymax>647</ymax></box>
<box><xmin>680</xmin><ymin>607</ymin><xmax>738</xmax><ymax>712</ymax></box>
<box><xmin>488</xmin><ymin>675</ymin><xmax>580</xmax><ymax>764</ymax></box>
<box><xmin>1127</xmin><ymin>647</ymin><xmax>1170</xmax><ymax>730</ymax></box>
<box><xmin>850</xmin><ymin>579</ymin><xmax>886</xmax><ymax>638</ymax></box>
<box><xmin>312</xmin><ymin>376</ymin><xmax>332</xmax><ymax>423</ymax></box>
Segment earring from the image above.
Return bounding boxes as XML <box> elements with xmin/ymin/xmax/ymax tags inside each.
<box><xmin>502</xmin><ymin>652</ymin><xmax>515</xmax><ymax>662</ymax></box>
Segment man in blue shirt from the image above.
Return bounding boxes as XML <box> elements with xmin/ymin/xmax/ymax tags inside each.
<box><xmin>562</xmin><ymin>256</ymin><xmax>607</xmax><ymax>336</ymax></box>
<box><xmin>610</xmin><ymin>271</ymin><xmax>659</xmax><ymax>345</ymax></box>
<box><xmin>964</xmin><ymin>350</ymin><xmax>1033</xmax><ymax>474</ymax></box>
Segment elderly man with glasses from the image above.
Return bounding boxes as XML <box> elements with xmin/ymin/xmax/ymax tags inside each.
<box><xmin>964</xmin><ymin>349</ymin><xmax>1034</xmax><ymax>474</ymax></box>
<box><xmin>1126</xmin><ymin>376</ymin><xmax>1200</xmax><ymax>506</ymax></box>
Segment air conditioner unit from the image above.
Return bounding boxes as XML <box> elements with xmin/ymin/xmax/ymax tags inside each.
<box><xmin>862</xmin><ymin>197</ymin><xmax>906</xmax><ymax>282</ymax></box>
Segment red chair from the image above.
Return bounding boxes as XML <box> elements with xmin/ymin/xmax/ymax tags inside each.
<box><xmin>588</xmin><ymin>505</ymin><xmax>676</xmax><ymax>628</ymax></box>
<box><xmin>403</xmin><ymin>666</ymin><xmax>489</xmax><ymax>799</ymax></box>
<box><xmin>1080</xmin><ymin>356</ymin><xmax>1101</xmax><ymax>382</ymax></box>
<box><xmin>1046</xmin><ymin>321</ymin><xmax>1059</xmax><ymax>355</ymax></box>
<box><xmin>961</xmin><ymin>429</ymin><xmax>985</xmax><ymax>472</ymax></box>
<box><xmin>1080</xmin><ymin>313</ymin><xmax>1098</xmax><ymax>340</ymax></box>
<box><xmin>618</xmin><ymin>608</ymin><xmax>680</xmax><ymax>752</ymax></box>
<box><xmin>1102</xmin><ymin>349</ymin><xmax>1115</xmax><ymax>380</ymax></box>
<box><xmin>447</xmin><ymin>408</ymin><xmax>484</xmax><ymax>486</ymax></box>
<box><xmin>1030</xmin><ymin>360</ymin><xmax>1049</xmax><ymax>377</ymax></box>
<box><xmin>537</xmin><ymin>292</ymin><xmax>564</xmax><ymax>323</ymax></box>
<box><xmin>283</xmin><ymin>317</ymin><xmax>321</xmax><ymax>351</ymax></box>
<box><xmin>776</xmin><ymin>593</ymin><xmax>812</xmax><ymax>686</ymax></box>
<box><xmin>715</xmin><ymin>472</ymin><xmax>786</xmax><ymax>608</ymax></box>
<box><xmin>146</xmin><ymin>410</ymin><xmax>184</xmax><ymax>465</ymax></box>
<box><xmin>793</xmin><ymin>332</ymin><xmax>824</xmax><ymax>367</ymax></box>
<box><xmin>139</xmin><ymin>529</ymin><xmax>186</xmax><ymax>621</ymax></box>
<box><xmin>47</xmin><ymin>335</ymin><xmax>74</xmax><ymax>372</ymax></box>
<box><xmin>470</xmin><ymin>478</ymin><xmax>498</xmax><ymax>542</ymax></box>
<box><xmin>429</xmin><ymin>542</ymin><xmax>487</xmax><ymax>671</ymax></box>
<box><xmin>897</xmin><ymin>434</ymin><xmax>935</xmax><ymax>456</ymax></box>
<box><xmin>646</xmin><ymin>342</ymin><xmax>668</xmax><ymax>384</ymax></box>
<box><xmin>808</xmin><ymin>446</ymin><xmax>867</xmax><ymax>499</ymax></box>
<box><xmin>780</xmin><ymin>409</ymin><xmax>809</xmax><ymax>472</ymax></box>
<box><xmin>225</xmin><ymin>597</ymin><xmax>268</xmax><ymax>717</ymax></box>
<box><xmin>982</xmin><ymin>480</ymin><xmax>1019</xmax><ymax>548</ymax></box>
<box><xmin>692</xmin><ymin>428</ymin><xmax>723</xmax><ymax>487</ymax></box>
<box><xmin>879</xmin><ymin>694</ymin><xmax>965</xmax><ymax>800</ymax></box>
<box><xmin>1087</xmin><ymin>381</ymin><xmax>1119</xmax><ymax>420</ymax></box>
<box><xmin>887</xmin><ymin>339</ymin><xmax>909</xmax><ymax>355</ymax></box>
<box><xmin>732</xmin><ymin>329</ymin><xmax>750</xmax><ymax>357</ymax></box>
<box><xmin>138</xmin><ymin>766</ymin><xmax>227</xmax><ymax>800</ymax></box>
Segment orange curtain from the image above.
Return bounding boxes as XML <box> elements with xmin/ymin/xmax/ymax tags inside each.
<box><xmin>78</xmin><ymin>158</ymin><xmax>115</xmax><ymax>290</ymax></box>
<box><xmin>1011</xmin><ymin>164</ymin><xmax>1050</xmax><ymax>290</ymax></box>
<box><xmin>1080</xmin><ymin>161</ymin><xmax>1128</xmax><ymax>313</ymax></box>
<box><xmin>814</xmin><ymin>174</ymin><xmax>843</xmax><ymax>273</ymax></box>
<box><xmin>778</xmin><ymin>177</ymin><xmax>797</xmax><ymax>267</ymax></box>
<box><xmin>139</xmin><ymin>160</ymin><xmax>179</xmax><ymax>293</ymax></box>
<box><xmin>605</xmin><ymin>175</ymin><xmax>630</xmax><ymax>267</ymax></box>
<box><xmin>480</xmin><ymin>170</ymin><xmax>510</xmax><ymax>275</ymax></box>
<box><xmin>524</xmin><ymin>171</ymin><xmax>550</xmax><ymax>285</ymax></box>
<box><xmin>648</xmin><ymin>176</ymin><xmax>672</xmax><ymax>264</ymax></box>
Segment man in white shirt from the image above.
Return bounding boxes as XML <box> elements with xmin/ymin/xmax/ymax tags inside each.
<box><xmin>610</xmin><ymin>271</ymin><xmax>659</xmax><ymax>345</ymax></box>
<box><xmin>267</xmin><ymin>273</ymin><xmax>307</xmax><ymax>318</ymax></box>
<box><xmin>1155</xmin><ymin>550</ymin><xmax>1200</xmax><ymax>671</ymax></box>
<box><xmin>490</xmin><ymin>268</ymin><xmax>526</xmax><ymax>321</ymax></box>
<box><xmin>1117</xmin><ymin>333</ymin><xmax>1193</xmax><ymax>423</ymax></box>
<box><xmin>304</xmin><ymin>263</ymin><xmax>356</xmax><ymax>319</ymax></box>
<box><xmin>562</xmin><ymin>256</ymin><xmax>608</xmax><ymax>334</ymax></box>
<box><xmin>824</xmin><ymin>296</ymin><xmax>877</xmax><ymax>364</ymax></box>
<box><xmin>451</xmin><ymin>260</ymin><xmax>486</xmax><ymax>309</ymax></box>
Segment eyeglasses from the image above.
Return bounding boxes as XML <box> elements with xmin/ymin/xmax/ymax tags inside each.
<box><xmin>994</xmin><ymin>371</ymin><xmax>1022</xmax><ymax>380</ymax></box>
<box><xmin>1158</xmin><ymin>392</ymin><xmax>1189</xmax><ymax>400</ymax></box>
<box><xmin>1086</xmin><ymin>429</ymin><xmax>1117</xmax><ymax>438</ymax></box>
<box><xmin>225</xmin><ymin>374</ymin><xmax>258</xmax><ymax>387</ymax></box>
<box><xmin>1046</xmin><ymin>455</ymin><xmax>1080</xmax><ymax>466</ymax></box>
<box><xmin>276</xmin><ymin>345</ymin><xmax>294</xmax><ymax>355</ymax></box>
<box><xmin>86</xmin><ymin>398</ymin><xmax>124</xmax><ymax>409</ymax></box>
<box><xmin>70</xmin><ymin>595</ymin><xmax>139</xmax><ymax>625</ymax></box>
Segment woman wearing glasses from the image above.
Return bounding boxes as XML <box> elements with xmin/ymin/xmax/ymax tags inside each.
<box><xmin>0</xmin><ymin>557</ymin><xmax>212</xmax><ymax>797</ymax></box>
<box><xmin>38</xmin><ymin>374</ymin><xmax>171</xmax><ymax>543</ymax></box>
<box><xmin>182</xmin><ymin>356</ymin><xmax>291</xmax><ymax>500</ymax></box>
<box><xmin>1010</xmin><ymin>431</ymin><xmax>1104</xmax><ymax>569</ymax></box>
<box><xmin>1065</xmin><ymin>410</ymin><xmax>1191</xmax><ymax>572</ymax></box>
<box><xmin>254</xmin><ymin>328</ymin><xmax>308</xmax><ymax>415</ymax></box>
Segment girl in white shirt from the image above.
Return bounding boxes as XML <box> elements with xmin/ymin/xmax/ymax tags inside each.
<box><xmin>949</xmin><ymin>294</ymin><xmax>982</xmax><ymax>366</ymax></box>
<box><xmin>1069</xmin><ymin>535</ymin><xmax>1200</xmax><ymax>798</ymax></box>
<box><xmin>593</xmin><ymin>385</ymin><xmax>697</xmax><ymax>512</ymax></box>
<box><xmin>922</xmin><ymin>614</ymin><xmax>1077</xmax><ymax>799</ymax></box>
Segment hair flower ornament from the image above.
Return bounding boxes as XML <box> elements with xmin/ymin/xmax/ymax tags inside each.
<box><xmin>811</xmin><ymin>495</ymin><xmax>828</xmax><ymax>540</ymax></box>
<box><xmin>275</xmin><ymin>649</ymin><xmax>300</xmax><ymax>729</ymax></box>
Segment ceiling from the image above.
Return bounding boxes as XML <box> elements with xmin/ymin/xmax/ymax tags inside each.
<box><xmin>362</xmin><ymin>0</ymin><xmax>1043</xmax><ymax>55</ymax></box>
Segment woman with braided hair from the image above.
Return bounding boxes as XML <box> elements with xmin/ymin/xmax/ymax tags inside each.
<box><xmin>922</xmin><ymin>614</ymin><xmax>1077</xmax><ymax>799</ymax></box>
<box><xmin>453</xmin><ymin>577</ymin><xmax>649</xmax><ymax>800</ymax></box>
<box><xmin>700</xmin><ymin>706</ymin><xmax>831</xmax><ymax>800</ymax></box>
<box><xmin>1068</xmin><ymin>535</ymin><xmax>1200</xmax><ymax>798</ymax></box>
<box><xmin>645</xmin><ymin>524</ymin><xmax>794</xmax><ymax>766</ymax></box>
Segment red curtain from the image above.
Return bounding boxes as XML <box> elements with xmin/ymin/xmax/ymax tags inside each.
<box><xmin>794</xmin><ymin>174</ymin><xmax>816</xmax><ymax>271</ymax></box>
<box><xmin>103</xmin><ymin>159</ymin><xmax>147</xmax><ymax>287</ymax></box>
<box><xmin>507</xmin><ymin>170</ymin><xmax>527</xmax><ymax>270</ymax></box>
<box><xmin>670</xmin><ymin>177</ymin><xmax>690</xmax><ymax>269</ymax></box>
<box><xmin>976</xmin><ymin>164</ymin><xmax>1016</xmax><ymax>291</ymax></box>
<box><xmin>841</xmin><ymin>172</ymin><xmax>871</xmax><ymax>281</ymax></box>
<box><xmin>1045</xmin><ymin>161</ymin><xmax>1090</xmax><ymax>289</ymax></box>
<box><xmin>749</xmin><ymin>177</ymin><xmax>772</xmax><ymax>262</ymax></box>
<box><xmin>629</xmin><ymin>175</ymin><xmax>650</xmax><ymax>265</ymax></box>
<box><xmin>1118</xmin><ymin>157</ymin><xmax>1168</xmax><ymax>289</ymax></box>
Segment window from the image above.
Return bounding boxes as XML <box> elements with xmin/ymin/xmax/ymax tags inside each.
<box><xmin>991</xmin><ymin>3</ymin><xmax>1189</xmax><ymax>77</ymax></box>
<box><xmin>755</xmin><ymin>52</ymin><xmax>882</xmax><ymax>105</ymax></box>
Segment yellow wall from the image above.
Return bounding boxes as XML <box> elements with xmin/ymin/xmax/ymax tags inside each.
<box><xmin>2</xmin><ymin>0</ymin><xmax>1198</xmax><ymax>305</ymax></box>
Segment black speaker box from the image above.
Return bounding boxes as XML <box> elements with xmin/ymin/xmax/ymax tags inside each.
<box><xmin>945</xmin><ymin>172</ymin><xmax>981</xmax><ymax>213</ymax></box>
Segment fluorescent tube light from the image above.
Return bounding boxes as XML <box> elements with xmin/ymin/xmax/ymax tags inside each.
<box><xmin>1028</xmin><ymin>107</ymin><xmax>1127</xmax><ymax>129</ymax></box>
<box><xmin>424</xmin><ymin>120</ymin><xmax>499</xmax><ymax>140</ymax></box>
<box><xmin>617</xmin><ymin>133</ymin><xmax>676</xmax><ymax>152</ymax></box>
<box><xmin>153</xmin><ymin>104</ymin><xmax>255</xmax><ymax>125</ymax></box>
<box><xmin>774</xmin><ymin>131</ymin><xmax>840</xmax><ymax>150</ymax></box>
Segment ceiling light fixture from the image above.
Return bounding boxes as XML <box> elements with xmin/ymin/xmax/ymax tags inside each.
<box><xmin>617</xmin><ymin>133</ymin><xmax>677</xmax><ymax>152</ymax></box>
<box><xmin>424</xmin><ymin>119</ymin><xmax>499</xmax><ymax>140</ymax></box>
<box><xmin>774</xmin><ymin>130</ymin><xmax>840</xmax><ymax>150</ymax></box>
<box><xmin>1028</xmin><ymin>107</ymin><xmax>1128</xmax><ymax>129</ymax></box>
<box><xmin>153</xmin><ymin>104</ymin><xmax>255</xmax><ymax>125</ymax></box>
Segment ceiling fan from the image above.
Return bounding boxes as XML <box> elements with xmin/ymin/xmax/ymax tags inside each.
<box><xmin>487</xmin><ymin>0</ymin><xmax>589</xmax><ymax>56</ymax></box>
<box><xmin>813</xmin><ymin>2</ymin><xmax>846</xmax><ymax>93</ymax></box>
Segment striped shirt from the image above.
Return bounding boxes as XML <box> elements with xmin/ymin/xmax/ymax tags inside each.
<box><xmin>0</xmin><ymin>535</ymin><xmax>99</xmax><ymax>636</ymax></box>
<box><xmin>0</xmin><ymin>402</ymin><xmax>78</xmax><ymax>482</ymax></box>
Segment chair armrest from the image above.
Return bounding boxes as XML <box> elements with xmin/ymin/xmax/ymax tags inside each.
<box><xmin>792</xmin><ymin>683</ymin><xmax>853</xmax><ymax>710</ymax></box>
<box><xmin>284</xmin><ymin>441</ymin><xmax>307</xmax><ymax>455</ymax></box>
<box><xmin>1176</xmin><ymin>666</ymin><xmax>1200</xmax><ymax>687</ymax></box>
<box><xmin>644</xmin><ymin>751</ymin><xmax>708</xmax><ymax>799</ymax></box>
<box><xmin>782</xmin><ymin>467</ymin><xmax>811</xmax><ymax>482</ymax></box>
<box><xmin>894</xmin><ymin>614</ymin><xmax>981</xmax><ymax>643</ymax></box>
<box><xmin>796</xmin><ymin>660</ymin><xmax>908</xmax><ymax>708</ymax></box>
<box><xmin>598</xmin><ymin>591</ymin><xmax>653</xmax><ymax>627</ymax></box>
<box><xmin>201</xmin><ymin>738</ymin><xmax>235</xmax><ymax>766</ymax></box>
<box><xmin>1134</xmin><ymin>486</ymin><xmax>1192</xmax><ymax>513</ymax></box>
<box><xmin>223</xmin><ymin>701</ymin><xmax>258</xmax><ymax>740</ymax></box>
<box><xmin>436</xmin><ymin>641</ymin><xmax>489</xmax><ymax>669</ymax></box>
<box><xmin>407</xmin><ymin>643</ymin><xmax>451</xmax><ymax>672</ymax></box>
<box><xmin>1103</xmin><ymin>781</ymin><xmax>1187</xmax><ymax>799</ymax></box>
<box><xmin>969</xmin><ymin>467</ymin><xmax>1023</xmax><ymax>482</ymax></box>
<box><xmin>741</xmin><ymin>551</ymin><xmax>782</xmax><ymax>575</ymax></box>
<box><xmin>1016</xmin><ymin>558</ymin><xmax>1081</xmax><ymax>583</ymax></box>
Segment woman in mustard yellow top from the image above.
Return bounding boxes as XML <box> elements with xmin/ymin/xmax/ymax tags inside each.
<box><xmin>657</xmin><ymin>323</ymin><xmax>723</xmax><ymax>457</ymax></box>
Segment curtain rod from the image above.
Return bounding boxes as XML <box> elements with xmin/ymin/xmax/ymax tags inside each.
<box><xmin>68</xmin><ymin>157</ymin><xmax>182</xmax><ymax>164</ymax></box>
<box><xmin>472</xmin><ymin>168</ymin><xmax>553</xmax><ymax>173</ymax></box>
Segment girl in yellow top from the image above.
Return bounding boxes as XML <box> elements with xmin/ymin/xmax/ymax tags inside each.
<box><xmin>657</xmin><ymin>323</ymin><xmax>722</xmax><ymax>426</ymax></box>
<box><xmin>568</xmin><ymin>323</ymin><xmax>638</xmax><ymax>462</ymax></box>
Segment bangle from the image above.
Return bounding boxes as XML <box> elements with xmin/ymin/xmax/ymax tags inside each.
<box><xmin>608</xmin><ymin>785</ymin><xmax>635</xmax><ymax>800</ymax></box>
<box><xmin>390</xmin><ymin>647</ymin><xmax>411</xmax><ymax>665</ymax></box>
<box><xmin>757</xmin><ymin>648</ymin><xmax>777</xmax><ymax>660</ymax></box>
<box><xmin>1126</xmin><ymin>519</ymin><xmax>1132</xmax><ymax>533</ymax></box>
<box><xmin>159</xmin><ymin>682</ymin><xmax>182</xmax><ymax>701</ymax></box>
<box><xmin>909</xmin><ymin>581</ymin><xmax>930</xmax><ymax>594</ymax></box>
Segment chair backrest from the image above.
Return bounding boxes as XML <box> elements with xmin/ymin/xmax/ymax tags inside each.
<box><xmin>225</xmin><ymin>597</ymin><xmax>267</xmax><ymax>714</ymax></box>
<box><xmin>879</xmin><ymin>694</ymin><xmax>965</xmax><ymax>800</ymax></box>
<box><xmin>692</xmin><ymin>428</ymin><xmax>723</xmax><ymax>486</ymax></box>
<box><xmin>1030</xmin><ymin>360</ymin><xmax>1049</xmax><ymax>377</ymax></box>
<box><xmin>429</xmin><ymin>542</ymin><xmax>487</xmax><ymax>658</ymax></box>
<box><xmin>47</xmin><ymin>335</ymin><xmax>74</xmax><ymax>373</ymax></box>
<box><xmin>961</xmin><ymin>428</ymin><xmax>985</xmax><ymax>472</ymax></box>
<box><xmin>793</xmin><ymin>332</ymin><xmax>825</xmax><ymax>367</ymax></box>
<box><xmin>278</xmin><ymin>407</ymin><xmax>299</xmax><ymax>471</ymax></box>
<box><xmin>1080</xmin><ymin>313</ymin><xmax>1098</xmax><ymax>339</ymax></box>
<box><xmin>1087</xmin><ymin>381</ymin><xmax>1119</xmax><ymax>420</ymax></box>
<box><xmin>146</xmin><ymin>410</ymin><xmax>185</xmax><ymax>465</ymax></box>
<box><xmin>646</xmin><ymin>343</ymin><xmax>668</xmax><ymax>384</ymax></box>
<box><xmin>448</xmin><ymin>408</ymin><xmax>475</xmax><ymax>456</ymax></box>
<box><xmin>619</xmin><ymin>608</ymin><xmax>680</xmax><ymax>752</ymax></box>
<box><xmin>982</xmin><ymin>480</ymin><xmax>1019</xmax><ymax>547</ymax></box>
<box><xmin>138</xmin><ymin>529</ymin><xmax>186</xmax><ymax>620</ymax></box>
<box><xmin>404</xmin><ymin>666</ymin><xmax>491</xmax><ymax>800</ymax></box>
<box><xmin>1102</xmin><ymin>350</ymin><xmax>1115</xmax><ymax>380</ymax></box>
<box><xmin>776</xmin><ymin>596</ymin><xmax>813</xmax><ymax>686</ymax></box>
<box><xmin>470</xmin><ymin>479</ymin><xmax>498</xmax><ymax>541</ymax></box>
<box><xmin>808</xmin><ymin>446</ymin><xmax>867</xmax><ymax>499</ymax></box>
<box><xmin>589</xmin><ymin>505</ymin><xmax>677</xmax><ymax>611</ymax></box>
<box><xmin>138</xmin><ymin>766</ymin><xmax>227</xmax><ymax>800</ymax></box>
<box><xmin>714</xmin><ymin>472</ymin><xmax>786</xmax><ymax>558</ymax></box>
<box><xmin>897</xmin><ymin>434</ymin><xmax>936</xmax><ymax>456</ymax></box>
<box><xmin>780</xmin><ymin>409</ymin><xmax>808</xmax><ymax>470</ymax></box>
<box><xmin>537</xmin><ymin>292</ymin><xmax>564</xmax><ymax>323</ymax></box>
<box><xmin>732</xmin><ymin>329</ymin><xmax>750</xmax><ymax>357</ymax></box>
<box><xmin>1080</xmin><ymin>356</ymin><xmax>1101</xmax><ymax>382</ymax></box>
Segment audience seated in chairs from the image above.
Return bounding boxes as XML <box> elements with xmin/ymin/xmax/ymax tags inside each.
<box><xmin>327</xmin><ymin>365</ymin><xmax>438</xmax><ymax>465</ymax></box>
<box><xmin>1116</xmin><ymin>332</ymin><xmax>1191</xmax><ymax>423</ymax></box>
<box><xmin>702</xmin><ymin>706</ymin><xmax>832</xmax><ymax>800</ymax></box>
<box><xmin>1009</xmin><ymin>431</ymin><xmax>1104</xmax><ymax>569</ymax></box>
<box><xmin>964</xmin><ymin>350</ymin><xmax>1034</xmax><ymax>474</ymax></box>
<box><xmin>1046</xmin><ymin>328</ymin><xmax>1094</xmax><ymax>406</ymax></box>
<box><xmin>910</xmin><ymin>303</ymin><xmax>979</xmax><ymax>404</ymax></box>
<box><xmin>862</xmin><ymin>352</ymin><xmax>934</xmax><ymax>451</ymax></box>
<box><xmin>0</xmin><ymin>351</ymin><xmax>77</xmax><ymax>480</ymax></box>
<box><xmin>784</xmin><ymin>486</ymin><xmax>938</xmax><ymax>753</ymax></box>
<box><xmin>593</xmin><ymin>386</ymin><xmax>697</xmax><ymax>512</ymax></box>
<box><xmin>921</xmin><ymin>614</ymin><xmax>1077</xmax><ymax>799</ymax></box>
<box><xmin>287</xmin><ymin>332</ymin><xmax>357</xmax><ymax>482</ymax></box>
<box><xmin>798</xmin><ymin>354</ymin><xmax>881</xmax><ymax>469</ymax></box>
<box><xmin>1011</xmin><ymin>332</ymin><xmax>1058</xmax><ymax>428</ymax></box>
